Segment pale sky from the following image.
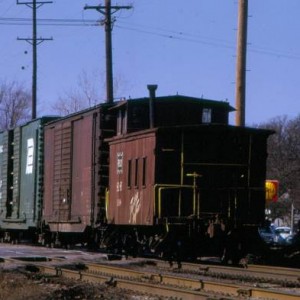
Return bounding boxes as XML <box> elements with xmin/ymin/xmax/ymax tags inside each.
<box><xmin>1</xmin><ymin>0</ymin><xmax>300</xmax><ymax>126</ymax></box>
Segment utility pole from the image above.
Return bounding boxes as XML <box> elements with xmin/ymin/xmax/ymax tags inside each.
<box><xmin>235</xmin><ymin>0</ymin><xmax>248</xmax><ymax>126</ymax></box>
<box><xmin>17</xmin><ymin>0</ymin><xmax>53</xmax><ymax>120</ymax></box>
<box><xmin>84</xmin><ymin>0</ymin><xmax>132</xmax><ymax>104</ymax></box>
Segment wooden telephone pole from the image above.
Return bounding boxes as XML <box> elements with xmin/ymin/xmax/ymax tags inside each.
<box><xmin>84</xmin><ymin>0</ymin><xmax>132</xmax><ymax>104</ymax></box>
<box><xmin>17</xmin><ymin>0</ymin><xmax>52</xmax><ymax>120</ymax></box>
<box><xmin>235</xmin><ymin>0</ymin><xmax>248</xmax><ymax>126</ymax></box>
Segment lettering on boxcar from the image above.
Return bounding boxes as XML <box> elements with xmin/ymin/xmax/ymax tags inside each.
<box><xmin>129</xmin><ymin>192</ymin><xmax>141</xmax><ymax>224</ymax></box>
<box><xmin>26</xmin><ymin>138</ymin><xmax>34</xmax><ymax>174</ymax></box>
<box><xmin>117</xmin><ymin>152</ymin><xmax>123</xmax><ymax>174</ymax></box>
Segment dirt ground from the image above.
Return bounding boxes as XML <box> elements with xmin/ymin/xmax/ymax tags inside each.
<box><xmin>0</xmin><ymin>244</ymin><xmax>166</xmax><ymax>300</ymax></box>
<box><xmin>0</xmin><ymin>267</ymin><xmax>159</xmax><ymax>300</ymax></box>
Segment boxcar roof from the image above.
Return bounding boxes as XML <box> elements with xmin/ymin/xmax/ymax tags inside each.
<box><xmin>42</xmin><ymin>102</ymin><xmax>115</xmax><ymax>126</ymax></box>
<box><xmin>0</xmin><ymin>116</ymin><xmax>60</xmax><ymax>133</ymax></box>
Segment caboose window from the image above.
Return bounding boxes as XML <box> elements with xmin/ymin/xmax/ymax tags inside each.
<box><xmin>202</xmin><ymin>108</ymin><xmax>212</xmax><ymax>123</ymax></box>
<box><xmin>122</xmin><ymin>110</ymin><xmax>127</xmax><ymax>133</ymax></box>
<box><xmin>127</xmin><ymin>159</ymin><xmax>132</xmax><ymax>188</ymax></box>
<box><xmin>117</xmin><ymin>111</ymin><xmax>122</xmax><ymax>135</ymax></box>
<box><xmin>142</xmin><ymin>157</ymin><xmax>147</xmax><ymax>187</ymax></box>
<box><xmin>117</xmin><ymin>109</ymin><xmax>127</xmax><ymax>135</ymax></box>
<box><xmin>134</xmin><ymin>158</ymin><xmax>139</xmax><ymax>187</ymax></box>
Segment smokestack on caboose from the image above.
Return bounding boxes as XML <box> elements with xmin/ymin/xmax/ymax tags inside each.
<box><xmin>147</xmin><ymin>84</ymin><xmax>158</xmax><ymax>129</ymax></box>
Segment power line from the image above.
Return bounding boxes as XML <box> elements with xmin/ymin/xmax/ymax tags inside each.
<box><xmin>115</xmin><ymin>24</ymin><xmax>236</xmax><ymax>49</ymax></box>
<box><xmin>0</xmin><ymin>22</ymin><xmax>96</xmax><ymax>27</ymax></box>
<box><xmin>1</xmin><ymin>17</ymin><xmax>300</xmax><ymax>60</ymax></box>
<box><xmin>117</xmin><ymin>24</ymin><xmax>300</xmax><ymax>61</ymax></box>
<box><xmin>0</xmin><ymin>17</ymin><xmax>99</xmax><ymax>24</ymax></box>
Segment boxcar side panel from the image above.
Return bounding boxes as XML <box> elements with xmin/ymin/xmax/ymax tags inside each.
<box><xmin>54</xmin><ymin>121</ymin><xmax>72</xmax><ymax>223</ymax></box>
<box><xmin>44</xmin><ymin>120</ymin><xmax>74</xmax><ymax>231</ymax></box>
<box><xmin>0</xmin><ymin>132</ymin><xmax>5</xmax><ymax>218</ymax></box>
<box><xmin>0</xmin><ymin>131</ymin><xmax>13</xmax><ymax>223</ymax></box>
<box><xmin>43</xmin><ymin>125</ymin><xmax>55</xmax><ymax>225</ymax></box>
<box><xmin>11</xmin><ymin>127</ymin><xmax>21</xmax><ymax>221</ymax></box>
<box><xmin>0</xmin><ymin>118</ymin><xmax>56</xmax><ymax>231</ymax></box>
<box><xmin>71</xmin><ymin>114</ymin><xmax>95</xmax><ymax>228</ymax></box>
<box><xmin>43</xmin><ymin>108</ymin><xmax>104</xmax><ymax>233</ymax></box>
<box><xmin>18</xmin><ymin>120</ymin><xmax>38</xmax><ymax>227</ymax></box>
<box><xmin>18</xmin><ymin>119</ymin><xmax>44</xmax><ymax>229</ymax></box>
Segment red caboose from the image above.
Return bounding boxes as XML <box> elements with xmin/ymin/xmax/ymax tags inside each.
<box><xmin>107</xmin><ymin>126</ymin><xmax>271</xmax><ymax>228</ymax></box>
<box><xmin>106</xmin><ymin>93</ymin><xmax>234</xmax><ymax>227</ymax></box>
<box><xmin>106</xmin><ymin>93</ymin><xmax>272</xmax><ymax>256</ymax></box>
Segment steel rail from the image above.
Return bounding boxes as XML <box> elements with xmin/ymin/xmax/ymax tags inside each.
<box><xmin>36</xmin><ymin>263</ymin><xmax>300</xmax><ymax>300</ymax></box>
<box><xmin>247</xmin><ymin>264</ymin><xmax>300</xmax><ymax>277</ymax></box>
<box><xmin>154</xmin><ymin>260</ymin><xmax>300</xmax><ymax>284</ymax></box>
<box><xmin>86</xmin><ymin>263</ymin><xmax>300</xmax><ymax>300</ymax></box>
<box><xmin>37</xmin><ymin>265</ymin><xmax>237</xmax><ymax>300</ymax></box>
<box><xmin>3</xmin><ymin>255</ymin><xmax>300</xmax><ymax>284</ymax></box>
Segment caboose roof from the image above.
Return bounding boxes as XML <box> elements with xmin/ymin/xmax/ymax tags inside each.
<box><xmin>109</xmin><ymin>95</ymin><xmax>235</xmax><ymax>111</ymax></box>
<box><xmin>106</xmin><ymin>123</ymin><xmax>274</xmax><ymax>144</ymax></box>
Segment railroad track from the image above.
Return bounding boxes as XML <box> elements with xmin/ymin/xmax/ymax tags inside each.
<box><xmin>153</xmin><ymin>260</ymin><xmax>300</xmax><ymax>285</ymax></box>
<box><xmin>2</xmin><ymin>251</ymin><xmax>300</xmax><ymax>299</ymax></box>
<box><xmin>2</xmin><ymin>253</ymin><xmax>300</xmax><ymax>283</ymax></box>
<box><xmin>33</xmin><ymin>262</ymin><xmax>300</xmax><ymax>300</ymax></box>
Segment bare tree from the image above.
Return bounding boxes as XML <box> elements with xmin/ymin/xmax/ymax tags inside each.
<box><xmin>261</xmin><ymin>116</ymin><xmax>300</xmax><ymax>193</ymax></box>
<box><xmin>259</xmin><ymin>115</ymin><xmax>300</xmax><ymax>220</ymax></box>
<box><xmin>52</xmin><ymin>70</ymin><xmax>105</xmax><ymax>116</ymax></box>
<box><xmin>52</xmin><ymin>70</ymin><xmax>128</xmax><ymax>116</ymax></box>
<box><xmin>0</xmin><ymin>81</ymin><xmax>31</xmax><ymax>130</ymax></box>
<box><xmin>51</xmin><ymin>91</ymin><xmax>87</xmax><ymax>116</ymax></box>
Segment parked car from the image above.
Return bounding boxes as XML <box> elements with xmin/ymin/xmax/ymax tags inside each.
<box><xmin>274</xmin><ymin>226</ymin><xmax>293</xmax><ymax>245</ymax></box>
<box><xmin>258</xmin><ymin>225</ymin><xmax>276</xmax><ymax>244</ymax></box>
<box><xmin>259</xmin><ymin>225</ymin><xmax>295</xmax><ymax>246</ymax></box>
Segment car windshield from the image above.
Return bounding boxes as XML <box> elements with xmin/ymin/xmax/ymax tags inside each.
<box><xmin>275</xmin><ymin>228</ymin><xmax>290</xmax><ymax>234</ymax></box>
<box><xmin>259</xmin><ymin>226</ymin><xmax>274</xmax><ymax>234</ymax></box>
<box><xmin>259</xmin><ymin>227</ymin><xmax>273</xmax><ymax>234</ymax></box>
